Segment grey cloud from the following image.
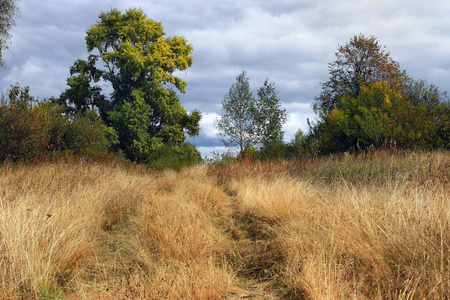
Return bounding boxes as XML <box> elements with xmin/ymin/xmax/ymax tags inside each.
<box><xmin>258</xmin><ymin>0</ymin><xmax>318</xmax><ymax>16</ymax></box>
<box><xmin>187</xmin><ymin>132</ymin><xmax>222</xmax><ymax>150</ymax></box>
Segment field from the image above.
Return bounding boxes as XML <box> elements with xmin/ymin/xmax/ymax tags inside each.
<box><xmin>0</xmin><ymin>151</ymin><xmax>449</xmax><ymax>299</ymax></box>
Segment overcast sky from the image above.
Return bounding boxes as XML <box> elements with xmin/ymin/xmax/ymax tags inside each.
<box><xmin>1</xmin><ymin>0</ymin><xmax>449</xmax><ymax>157</ymax></box>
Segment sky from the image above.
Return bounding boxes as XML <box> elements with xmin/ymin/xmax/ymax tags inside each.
<box><xmin>1</xmin><ymin>0</ymin><xmax>449</xmax><ymax>158</ymax></box>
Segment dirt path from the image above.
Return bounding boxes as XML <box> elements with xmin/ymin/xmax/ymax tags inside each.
<box><xmin>220</xmin><ymin>189</ymin><xmax>293</xmax><ymax>299</ymax></box>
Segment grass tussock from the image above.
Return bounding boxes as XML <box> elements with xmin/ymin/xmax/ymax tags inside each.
<box><xmin>0</xmin><ymin>150</ymin><xmax>449</xmax><ymax>299</ymax></box>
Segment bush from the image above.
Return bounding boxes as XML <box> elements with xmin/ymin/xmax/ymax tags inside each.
<box><xmin>239</xmin><ymin>145</ymin><xmax>259</xmax><ymax>161</ymax></box>
<box><xmin>147</xmin><ymin>143</ymin><xmax>203</xmax><ymax>171</ymax></box>
<box><xmin>0</xmin><ymin>85</ymin><xmax>49</xmax><ymax>162</ymax></box>
<box><xmin>38</xmin><ymin>101</ymin><xmax>117</xmax><ymax>157</ymax></box>
<box><xmin>286</xmin><ymin>129</ymin><xmax>321</xmax><ymax>158</ymax></box>
<box><xmin>0</xmin><ymin>87</ymin><xmax>118</xmax><ymax>165</ymax></box>
<box><xmin>207</xmin><ymin>151</ymin><xmax>236</xmax><ymax>167</ymax></box>
<box><xmin>260</xmin><ymin>143</ymin><xmax>287</xmax><ymax>160</ymax></box>
<box><xmin>313</xmin><ymin>81</ymin><xmax>449</xmax><ymax>153</ymax></box>
<box><xmin>436</xmin><ymin>102</ymin><xmax>450</xmax><ymax>149</ymax></box>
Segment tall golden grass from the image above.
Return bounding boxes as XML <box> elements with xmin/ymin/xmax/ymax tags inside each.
<box><xmin>0</xmin><ymin>150</ymin><xmax>449</xmax><ymax>299</ymax></box>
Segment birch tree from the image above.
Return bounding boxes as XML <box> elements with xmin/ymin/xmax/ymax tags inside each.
<box><xmin>216</xmin><ymin>71</ymin><xmax>255</xmax><ymax>157</ymax></box>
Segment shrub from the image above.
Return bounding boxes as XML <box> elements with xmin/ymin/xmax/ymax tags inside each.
<box><xmin>260</xmin><ymin>143</ymin><xmax>287</xmax><ymax>160</ymax></box>
<box><xmin>147</xmin><ymin>143</ymin><xmax>203</xmax><ymax>171</ymax></box>
<box><xmin>286</xmin><ymin>129</ymin><xmax>321</xmax><ymax>158</ymax></box>
<box><xmin>314</xmin><ymin>81</ymin><xmax>449</xmax><ymax>153</ymax></box>
<box><xmin>240</xmin><ymin>145</ymin><xmax>259</xmax><ymax>161</ymax></box>
<box><xmin>207</xmin><ymin>151</ymin><xmax>237</xmax><ymax>167</ymax></box>
<box><xmin>0</xmin><ymin>85</ymin><xmax>49</xmax><ymax>162</ymax></box>
<box><xmin>38</xmin><ymin>101</ymin><xmax>117</xmax><ymax>157</ymax></box>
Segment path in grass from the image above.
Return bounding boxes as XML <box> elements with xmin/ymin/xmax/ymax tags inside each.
<box><xmin>220</xmin><ymin>186</ymin><xmax>293</xmax><ymax>299</ymax></box>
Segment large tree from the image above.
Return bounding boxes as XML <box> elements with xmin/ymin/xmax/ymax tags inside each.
<box><xmin>216</xmin><ymin>71</ymin><xmax>255</xmax><ymax>156</ymax></box>
<box><xmin>315</xmin><ymin>34</ymin><xmax>409</xmax><ymax>116</ymax></box>
<box><xmin>0</xmin><ymin>0</ymin><xmax>19</xmax><ymax>67</ymax></box>
<box><xmin>60</xmin><ymin>8</ymin><xmax>201</xmax><ymax>161</ymax></box>
<box><xmin>253</xmin><ymin>79</ymin><xmax>287</xmax><ymax>149</ymax></box>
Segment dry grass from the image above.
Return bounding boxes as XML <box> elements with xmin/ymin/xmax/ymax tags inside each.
<box><xmin>0</xmin><ymin>150</ymin><xmax>449</xmax><ymax>299</ymax></box>
<box><xmin>0</xmin><ymin>162</ymin><xmax>236</xmax><ymax>299</ymax></box>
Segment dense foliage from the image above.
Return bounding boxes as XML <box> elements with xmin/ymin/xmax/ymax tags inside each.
<box><xmin>146</xmin><ymin>143</ymin><xmax>203</xmax><ymax>171</ymax></box>
<box><xmin>309</xmin><ymin>35</ymin><xmax>449</xmax><ymax>154</ymax></box>
<box><xmin>0</xmin><ymin>85</ymin><xmax>114</xmax><ymax>163</ymax></box>
<box><xmin>315</xmin><ymin>81</ymin><xmax>449</xmax><ymax>152</ymax></box>
<box><xmin>38</xmin><ymin>101</ymin><xmax>116</xmax><ymax>156</ymax></box>
<box><xmin>0</xmin><ymin>86</ymin><xmax>48</xmax><ymax>162</ymax></box>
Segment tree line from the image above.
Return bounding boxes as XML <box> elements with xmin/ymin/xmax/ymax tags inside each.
<box><xmin>217</xmin><ymin>34</ymin><xmax>449</xmax><ymax>159</ymax></box>
<box><xmin>0</xmin><ymin>6</ymin><xmax>449</xmax><ymax>168</ymax></box>
<box><xmin>1</xmin><ymin>8</ymin><xmax>202</xmax><ymax>170</ymax></box>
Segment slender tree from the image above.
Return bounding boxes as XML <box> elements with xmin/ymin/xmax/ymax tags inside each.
<box><xmin>216</xmin><ymin>71</ymin><xmax>255</xmax><ymax>156</ymax></box>
<box><xmin>253</xmin><ymin>79</ymin><xmax>287</xmax><ymax>149</ymax></box>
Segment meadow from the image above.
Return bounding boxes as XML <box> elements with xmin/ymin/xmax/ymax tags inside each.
<box><xmin>0</xmin><ymin>150</ymin><xmax>449</xmax><ymax>299</ymax></box>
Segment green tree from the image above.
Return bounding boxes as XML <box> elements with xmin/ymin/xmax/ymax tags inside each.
<box><xmin>312</xmin><ymin>35</ymin><xmax>450</xmax><ymax>153</ymax></box>
<box><xmin>315</xmin><ymin>34</ymin><xmax>409</xmax><ymax>116</ymax></box>
<box><xmin>60</xmin><ymin>8</ymin><xmax>201</xmax><ymax>161</ymax></box>
<box><xmin>403</xmin><ymin>79</ymin><xmax>449</xmax><ymax>149</ymax></box>
<box><xmin>253</xmin><ymin>79</ymin><xmax>287</xmax><ymax>150</ymax></box>
<box><xmin>435</xmin><ymin>102</ymin><xmax>450</xmax><ymax>149</ymax></box>
<box><xmin>404</xmin><ymin>80</ymin><xmax>450</xmax><ymax>148</ymax></box>
<box><xmin>0</xmin><ymin>0</ymin><xmax>19</xmax><ymax>67</ymax></box>
<box><xmin>215</xmin><ymin>71</ymin><xmax>255</xmax><ymax>157</ymax></box>
<box><xmin>405</xmin><ymin>79</ymin><xmax>448</xmax><ymax>112</ymax></box>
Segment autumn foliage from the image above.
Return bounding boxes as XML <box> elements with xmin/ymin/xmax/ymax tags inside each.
<box><xmin>310</xmin><ymin>34</ymin><xmax>449</xmax><ymax>154</ymax></box>
<box><xmin>317</xmin><ymin>81</ymin><xmax>449</xmax><ymax>153</ymax></box>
